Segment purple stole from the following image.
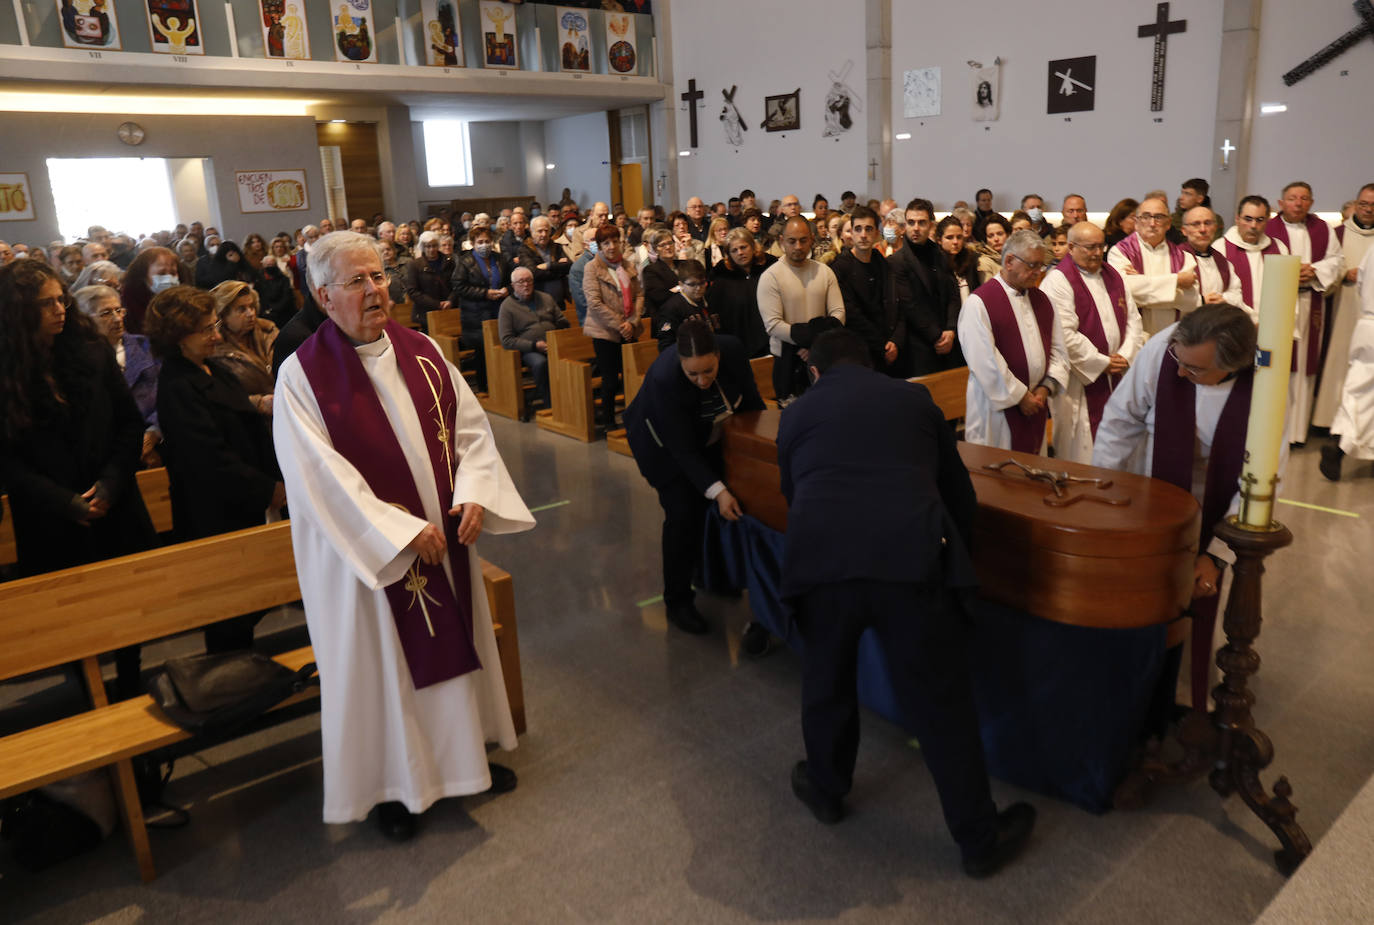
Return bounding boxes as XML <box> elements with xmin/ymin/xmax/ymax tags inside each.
<box><xmin>1223</xmin><ymin>238</ymin><xmax>1281</xmax><ymax>309</ymax></box>
<box><xmin>1114</xmin><ymin>233</ymin><xmax>1187</xmax><ymax>274</ymax></box>
<box><xmin>1197</xmin><ymin>247</ymin><xmax>1231</xmax><ymax>295</ymax></box>
<box><xmin>975</xmin><ymin>279</ymin><xmax>1054</xmax><ymax>453</ymax></box>
<box><xmin>1057</xmin><ymin>259</ymin><xmax>1128</xmax><ymax>437</ymax></box>
<box><xmin>1152</xmin><ymin>347</ymin><xmax>1253</xmax><ymax>711</ymax></box>
<box><xmin>296</xmin><ymin>319</ymin><xmax>480</xmax><ymax>689</ymax></box>
<box><xmin>1265</xmin><ymin>215</ymin><xmax>1330</xmax><ymax>371</ymax></box>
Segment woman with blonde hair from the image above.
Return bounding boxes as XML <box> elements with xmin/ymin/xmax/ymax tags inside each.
<box><xmin>210</xmin><ymin>280</ymin><xmax>279</xmax><ymax>415</ymax></box>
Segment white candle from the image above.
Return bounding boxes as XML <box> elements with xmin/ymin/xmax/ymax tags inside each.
<box><xmin>1238</xmin><ymin>254</ymin><xmax>1299</xmax><ymax>528</ymax></box>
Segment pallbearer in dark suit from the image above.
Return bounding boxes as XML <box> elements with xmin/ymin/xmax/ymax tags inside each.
<box><xmin>776</xmin><ymin>328</ymin><xmax>1035</xmax><ymax>878</ymax></box>
<box><xmin>625</xmin><ymin>321</ymin><xmax>764</xmax><ymax>635</ymax></box>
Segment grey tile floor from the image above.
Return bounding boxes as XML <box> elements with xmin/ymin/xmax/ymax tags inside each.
<box><xmin>2</xmin><ymin>418</ymin><xmax>1372</xmax><ymax>924</ymax></box>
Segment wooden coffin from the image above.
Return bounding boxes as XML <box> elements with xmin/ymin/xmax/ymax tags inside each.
<box><xmin>722</xmin><ymin>410</ymin><xmax>1200</xmax><ymax>630</ymax></box>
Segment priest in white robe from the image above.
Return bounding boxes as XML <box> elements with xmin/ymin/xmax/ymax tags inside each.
<box><xmin>1322</xmin><ymin>246</ymin><xmax>1374</xmax><ymax>481</ymax></box>
<box><xmin>1043</xmin><ymin>222</ymin><xmax>1144</xmax><ymax>464</ymax></box>
<box><xmin>273</xmin><ymin>232</ymin><xmax>534</xmax><ymax>840</ymax></box>
<box><xmin>1180</xmin><ymin>207</ymin><xmax>1245</xmax><ymax>314</ymax></box>
<box><xmin>1107</xmin><ymin>195</ymin><xmax>1199</xmax><ymax>336</ymax></box>
<box><xmin>1221</xmin><ymin>194</ymin><xmax>1288</xmax><ymax>322</ymax></box>
<box><xmin>1265</xmin><ymin>182</ymin><xmax>1344</xmax><ymax>444</ymax></box>
<box><xmin>1314</xmin><ymin>184</ymin><xmax>1374</xmax><ymax>429</ymax></box>
<box><xmin>958</xmin><ymin>230</ymin><xmax>1068</xmax><ymax>455</ymax></box>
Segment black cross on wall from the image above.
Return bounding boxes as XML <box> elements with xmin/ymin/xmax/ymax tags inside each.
<box><xmin>1137</xmin><ymin>2</ymin><xmax>1187</xmax><ymax>112</ymax></box>
<box><xmin>1283</xmin><ymin>0</ymin><xmax>1374</xmax><ymax>86</ymax></box>
<box><xmin>680</xmin><ymin>78</ymin><xmax>704</xmax><ymax>148</ymax></box>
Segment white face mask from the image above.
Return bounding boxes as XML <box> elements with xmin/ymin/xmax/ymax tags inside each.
<box><xmin>1026</xmin><ymin>208</ymin><xmax>1043</xmax><ymax>223</ymax></box>
<box><xmin>207</xmin><ymin>243</ymin><xmax>219</xmax><ymax>255</ymax></box>
<box><xmin>473</xmin><ymin>242</ymin><xmax>493</xmax><ymax>257</ymax></box>
<box><xmin>881</xmin><ymin>226</ymin><xmax>897</xmax><ymax>243</ymax></box>
<box><xmin>150</xmin><ymin>274</ymin><xmax>179</xmax><ymax>293</ymax></box>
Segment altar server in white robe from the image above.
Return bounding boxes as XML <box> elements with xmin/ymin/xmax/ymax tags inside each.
<box><xmin>1321</xmin><ymin>246</ymin><xmax>1374</xmax><ymax>481</ymax></box>
<box><xmin>1314</xmin><ymin>184</ymin><xmax>1374</xmax><ymax>429</ymax></box>
<box><xmin>1107</xmin><ymin>195</ymin><xmax>1199</xmax><ymax>336</ymax></box>
<box><xmin>1264</xmin><ymin>182</ymin><xmax>1344</xmax><ymax>445</ymax></box>
<box><xmin>1043</xmin><ymin>221</ymin><xmax>1144</xmax><ymax>464</ymax></box>
<box><xmin>274</xmin><ymin>232</ymin><xmax>534</xmax><ymax>841</ymax></box>
<box><xmin>1221</xmin><ymin>194</ymin><xmax>1288</xmax><ymax>323</ymax></box>
<box><xmin>958</xmin><ymin>230</ymin><xmax>1069</xmax><ymax>455</ymax></box>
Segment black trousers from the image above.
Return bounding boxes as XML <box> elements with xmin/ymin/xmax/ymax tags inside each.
<box><xmin>461</xmin><ymin>326</ymin><xmax>489</xmax><ymax>393</ymax></box>
<box><xmin>772</xmin><ymin>343</ymin><xmax>809</xmax><ymax>401</ymax></box>
<box><xmin>655</xmin><ymin>475</ymin><xmax>709</xmax><ymax>609</ymax></box>
<box><xmin>794</xmin><ymin>580</ymin><xmax>998</xmax><ymax>853</ymax></box>
<box><xmin>591</xmin><ymin>337</ymin><xmax>624</xmax><ymax>428</ymax></box>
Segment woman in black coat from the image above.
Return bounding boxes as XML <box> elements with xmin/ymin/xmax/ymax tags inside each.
<box><xmin>624</xmin><ymin>320</ymin><xmax>764</xmax><ymax>636</ymax></box>
<box><xmin>146</xmin><ymin>286</ymin><xmax>285</xmax><ymax>652</ymax></box>
<box><xmin>449</xmin><ymin>225</ymin><xmax>512</xmax><ymax>393</ymax></box>
<box><xmin>640</xmin><ymin>228</ymin><xmax>680</xmax><ymax>326</ymax></box>
<box><xmin>194</xmin><ymin>240</ymin><xmax>260</xmax><ymax>290</ymax></box>
<box><xmin>707</xmin><ymin>227</ymin><xmax>772</xmax><ymax>357</ymax></box>
<box><xmin>0</xmin><ymin>260</ymin><xmax>156</xmax><ymax>698</ymax></box>
<box><xmin>403</xmin><ymin>231</ymin><xmax>456</xmax><ymax>331</ymax></box>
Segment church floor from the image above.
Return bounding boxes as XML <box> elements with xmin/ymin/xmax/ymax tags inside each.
<box><xmin>3</xmin><ymin>421</ymin><xmax>1373</xmax><ymax>924</ymax></box>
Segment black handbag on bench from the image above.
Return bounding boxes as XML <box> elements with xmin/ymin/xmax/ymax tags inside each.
<box><xmin>147</xmin><ymin>652</ymin><xmax>318</xmax><ymax>734</ymax></box>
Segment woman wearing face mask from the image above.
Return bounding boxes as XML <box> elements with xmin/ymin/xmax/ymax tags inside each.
<box><xmin>708</xmin><ymin>227</ymin><xmax>772</xmax><ymax>357</ymax></box>
<box><xmin>121</xmin><ymin>246</ymin><xmax>184</xmax><ymax>334</ymax></box>
<box><xmin>624</xmin><ymin>319</ymin><xmax>764</xmax><ymax>637</ymax></box>
<box><xmin>196</xmin><ymin>240</ymin><xmax>260</xmax><ymax>290</ymax></box>
<box><xmin>450</xmin><ymin>225</ymin><xmax>512</xmax><ymax>393</ymax></box>
<box><xmin>878</xmin><ymin>210</ymin><xmax>904</xmax><ymax>257</ymax></box>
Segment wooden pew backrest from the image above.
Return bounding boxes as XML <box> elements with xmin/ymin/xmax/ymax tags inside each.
<box><xmin>910</xmin><ymin>367</ymin><xmax>969</xmax><ymax>421</ymax></box>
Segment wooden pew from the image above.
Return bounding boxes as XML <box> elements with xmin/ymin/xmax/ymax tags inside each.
<box><xmin>606</xmin><ymin>338</ymin><xmax>661</xmax><ymax>457</ymax></box>
<box><xmin>536</xmin><ymin>326</ymin><xmax>599</xmax><ymax>442</ymax></box>
<box><xmin>482</xmin><ymin>318</ymin><xmax>530</xmax><ymax>422</ymax></box>
<box><xmin>0</xmin><ymin>521</ymin><xmax>526</xmax><ymax>882</ymax></box>
<box><xmin>910</xmin><ymin>366</ymin><xmax>969</xmax><ymax>422</ymax></box>
<box><xmin>751</xmin><ymin>355</ymin><xmax>778</xmax><ymax>408</ymax></box>
<box><xmin>1</xmin><ymin>468</ymin><xmax>173</xmax><ymax>568</ymax></box>
<box><xmin>388</xmin><ymin>298</ymin><xmax>418</xmax><ymax>330</ymax></box>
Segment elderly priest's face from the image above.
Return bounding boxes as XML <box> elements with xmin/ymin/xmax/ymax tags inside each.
<box><xmin>319</xmin><ymin>247</ymin><xmax>391</xmax><ymax>344</ymax></box>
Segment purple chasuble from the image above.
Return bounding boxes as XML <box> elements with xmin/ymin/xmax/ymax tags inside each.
<box><xmin>975</xmin><ymin>279</ymin><xmax>1054</xmax><ymax>453</ymax></box>
<box><xmin>1114</xmin><ymin>233</ymin><xmax>1187</xmax><ymax>274</ymax></box>
<box><xmin>1223</xmin><ymin>238</ymin><xmax>1281</xmax><ymax>309</ymax></box>
<box><xmin>296</xmin><ymin>319</ymin><xmax>480</xmax><ymax>689</ymax></box>
<box><xmin>1057</xmin><ymin>259</ymin><xmax>1128</xmax><ymax>438</ymax></box>
<box><xmin>1151</xmin><ymin>347</ymin><xmax>1253</xmax><ymax>711</ymax></box>
<box><xmin>1265</xmin><ymin>215</ymin><xmax>1329</xmax><ymax>371</ymax></box>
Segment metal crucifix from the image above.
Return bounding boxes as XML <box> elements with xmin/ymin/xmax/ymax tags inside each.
<box><xmin>1137</xmin><ymin>2</ymin><xmax>1187</xmax><ymax>112</ymax></box>
<box><xmin>1283</xmin><ymin>0</ymin><xmax>1374</xmax><ymax>86</ymax></box>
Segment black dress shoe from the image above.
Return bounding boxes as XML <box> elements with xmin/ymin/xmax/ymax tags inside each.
<box><xmin>742</xmin><ymin>621</ymin><xmax>773</xmax><ymax>658</ymax></box>
<box><xmin>962</xmin><ymin>802</ymin><xmax>1036</xmax><ymax>879</ymax></box>
<box><xmin>374</xmin><ymin>801</ymin><xmax>416</xmax><ymax>842</ymax></box>
<box><xmin>665</xmin><ymin>602</ymin><xmax>709</xmax><ymax>635</ymax></box>
<box><xmin>1320</xmin><ymin>444</ymin><xmax>1344</xmax><ymax>482</ymax></box>
<box><xmin>487</xmin><ymin>762</ymin><xmax>518</xmax><ymax>794</ymax></box>
<box><xmin>791</xmin><ymin>761</ymin><xmax>843</xmax><ymax>825</ymax></box>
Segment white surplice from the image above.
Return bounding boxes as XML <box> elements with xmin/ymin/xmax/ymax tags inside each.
<box><xmin>1220</xmin><ymin>225</ymin><xmax>1288</xmax><ymax>323</ymax></box>
<box><xmin>1331</xmin><ymin>248</ymin><xmax>1374</xmax><ymax>460</ymax></box>
<box><xmin>1191</xmin><ymin>249</ymin><xmax>1245</xmax><ymax>313</ymax></box>
<box><xmin>957</xmin><ymin>275</ymin><xmax>1069</xmax><ymax>453</ymax></box>
<box><xmin>1280</xmin><ymin>218</ymin><xmax>1345</xmax><ymax>443</ymax></box>
<box><xmin>1315</xmin><ymin>220</ymin><xmax>1374</xmax><ymax>428</ymax></box>
<box><xmin>1042</xmin><ymin>265</ymin><xmax>1144</xmax><ymax>464</ymax></box>
<box><xmin>1107</xmin><ymin>234</ymin><xmax>1200</xmax><ymax>336</ymax></box>
<box><xmin>274</xmin><ymin>331</ymin><xmax>535</xmax><ymax>823</ymax></box>
<box><xmin>1092</xmin><ymin>325</ymin><xmax>1289</xmax><ymax>565</ymax></box>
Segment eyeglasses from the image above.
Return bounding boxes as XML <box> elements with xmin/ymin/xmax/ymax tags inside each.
<box><xmin>1183</xmin><ymin>220</ymin><xmax>1217</xmax><ymax>229</ymax></box>
<box><xmin>1069</xmin><ymin>242</ymin><xmax>1105</xmax><ymax>253</ymax></box>
<box><xmin>327</xmin><ymin>270</ymin><xmax>391</xmax><ymax>291</ymax></box>
<box><xmin>36</xmin><ymin>295</ymin><xmax>73</xmax><ymax>312</ymax></box>
<box><xmin>1168</xmin><ymin>342</ymin><xmax>1215</xmax><ymax>377</ymax></box>
<box><xmin>198</xmin><ymin>320</ymin><xmax>222</xmax><ymax>337</ymax></box>
<box><xmin>1236</xmin><ymin>215</ymin><xmax>1267</xmax><ymax>225</ymax></box>
<box><xmin>1007</xmin><ymin>253</ymin><xmax>1047</xmax><ymax>273</ymax></box>
<box><xmin>95</xmin><ymin>306</ymin><xmax>127</xmax><ymax>319</ymax></box>
<box><xmin>1135</xmin><ymin>213</ymin><xmax>1170</xmax><ymax>224</ymax></box>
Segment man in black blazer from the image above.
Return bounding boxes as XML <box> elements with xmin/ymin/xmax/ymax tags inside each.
<box><xmin>776</xmin><ymin>328</ymin><xmax>1034</xmax><ymax>878</ymax></box>
<box><xmin>890</xmin><ymin>198</ymin><xmax>960</xmax><ymax>375</ymax></box>
<box><xmin>831</xmin><ymin>206</ymin><xmax>906</xmax><ymax>375</ymax></box>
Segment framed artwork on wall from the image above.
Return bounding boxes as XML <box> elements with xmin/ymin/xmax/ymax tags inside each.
<box><xmin>333</xmin><ymin>0</ymin><xmax>377</xmax><ymax>64</ymax></box>
<box><xmin>0</xmin><ymin>173</ymin><xmax>36</xmax><ymax>222</ymax></box>
<box><xmin>235</xmin><ymin>169</ymin><xmax>310</xmax><ymax>213</ymax></box>
<box><xmin>146</xmin><ymin>0</ymin><xmax>204</xmax><ymax>55</ymax></box>
<box><xmin>479</xmin><ymin>0</ymin><xmax>518</xmax><ymax>69</ymax></box>
<box><xmin>557</xmin><ymin>7</ymin><xmax>589</xmax><ymax>72</ymax></box>
<box><xmin>56</xmin><ymin>0</ymin><xmax>122</xmax><ymax>50</ymax></box>
<box><xmin>605</xmin><ymin>11</ymin><xmax>636</xmax><ymax>74</ymax></box>
<box><xmin>260</xmin><ymin>0</ymin><xmax>310</xmax><ymax>60</ymax></box>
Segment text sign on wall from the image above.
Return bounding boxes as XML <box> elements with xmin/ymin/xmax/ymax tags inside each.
<box><xmin>0</xmin><ymin>173</ymin><xmax>36</xmax><ymax>221</ymax></box>
<box><xmin>235</xmin><ymin>169</ymin><xmax>310</xmax><ymax>213</ymax></box>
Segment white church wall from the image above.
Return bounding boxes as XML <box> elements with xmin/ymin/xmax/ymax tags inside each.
<box><xmin>668</xmin><ymin>0</ymin><xmax>868</xmax><ymax>207</ymax></box>
<box><xmin>888</xmin><ymin>0</ymin><xmax>1225</xmax><ymax>213</ymax></box>
<box><xmin>1246</xmin><ymin>0</ymin><xmax>1374</xmax><ymax>212</ymax></box>
<box><xmin>542</xmin><ymin>110</ymin><xmax>612</xmax><ymax>208</ymax></box>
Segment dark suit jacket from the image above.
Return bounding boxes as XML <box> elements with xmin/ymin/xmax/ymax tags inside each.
<box><xmin>451</xmin><ymin>251</ymin><xmax>513</xmax><ymax>330</ymax></box>
<box><xmin>776</xmin><ymin>363</ymin><xmax>977</xmax><ymax>600</ymax></box>
<box><xmin>708</xmin><ymin>260</ymin><xmax>771</xmax><ymax>357</ymax></box>
<box><xmin>890</xmin><ymin>240</ymin><xmax>958</xmax><ymax>375</ymax></box>
<box><xmin>831</xmin><ymin>250</ymin><xmax>904</xmax><ymax>369</ymax></box>
<box><xmin>271</xmin><ymin>297</ymin><xmax>326</xmax><ymax>377</ymax></box>
<box><xmin>157</xmin><ymin>353</ymin><xmax>280</xmax><ymax>542</ymax></box>
<box><xmin>515</xmin><ymin>239</ymin><xmax>571</xmax><ymax>304</ymax></box>
<box><xmin>624</xmin><ymin>335</ymin><xmax>765</xmax><ymax>493</ymax></box>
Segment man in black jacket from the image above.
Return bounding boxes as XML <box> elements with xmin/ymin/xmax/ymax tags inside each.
<box><xmin>831</xmin><ymin>206</ymin><xmax>906</xmax><ymax>375</ymax></box>
<box><xmin>891</xmin><ymin>198</ymin><xmax>959</xmax><ymax>375</ymax></box>
<box><xmin>777</xmin><ymin>329</ymin><xmax>1035</xmax><ymax>878</ymax></box>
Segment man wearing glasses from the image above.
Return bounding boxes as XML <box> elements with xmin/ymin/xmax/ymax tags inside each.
<box><xmin>1108</xmin><ymin>195</ymin><xmax>1198</xmax><ymax>337</ymax></box>
<box><xmin>1040</xmin><ymin>221</ymin><xmax>1143</xmax><ymax>464</ymax></box>
<box><xmin>274</xmin><ymin>231</ymin><xmax>534</xmax><ymax>842</ymax></box>
<box><xmin>1220</xmin><ymin>195</ymin><xmax>1288</xmax><ymax>322</ymax></box>
<box><xmin>1094</xmin><ymin>305</ymin><xmax>1279</xmax><ymax>715</ymax></box>
<box><xmin>957</xmin><ymin>229</ymin><xmax>1068</xmax><ymax>454</ymax></box>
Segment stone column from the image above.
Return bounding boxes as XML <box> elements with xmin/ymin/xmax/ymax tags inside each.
<box><xmin>865</xmin><ymin>0</ymin><xmax>892</xmax><ymax>199</ymax></box>
<box><xmin>1210</xmin><ymin>0</ymin><xmax>1262</xmax><ymax>219</ymax></box>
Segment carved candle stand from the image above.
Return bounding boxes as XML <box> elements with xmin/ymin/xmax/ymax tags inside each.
<box><xmin>1114</xmin><ymin>510</ymin><xmax>1312</xmax><ymax>876</ymax></box>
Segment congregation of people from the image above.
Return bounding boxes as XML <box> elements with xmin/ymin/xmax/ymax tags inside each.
<box><xmin>2</xmin><ymin>173</ymin><xmax>1372</xmax><ymax>877</ymax></box>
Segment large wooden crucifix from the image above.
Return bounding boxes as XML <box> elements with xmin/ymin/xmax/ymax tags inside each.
<box><xmin>680</xmin><ymin>78</ymin><xmax>704</xmax><ymax>148</ymax></box>
<box><xmin>1283</xmin><ymin>0</ymin><xmax>1374</xmax><ymax>86</ymax></box>
<box><xmin>1137</xmin><ymin>2</ymin><xmax>1187</xmax><ymax>112</ymax></box>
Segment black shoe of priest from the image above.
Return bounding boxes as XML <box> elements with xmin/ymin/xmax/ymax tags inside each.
<box><xmin>487</xmin><ymin>762</ymin><xmax>518</xmax><ymax>794</ymax></box>
<box><xmin>1320</xmin><ymin>444</ymin><xmax>1344</xmax><ymax>482</ymax></box>
<box><xmin>791</xmin><ymin>761</ymin><xmax>843</xmax><ymax>825</ymax></box>
<box><xmin>666</xmin><ymin>602</ymin><xmax>709</xmax><ymax>635</ymax></box>
<box><xmin>962</xmin><ymin>802</ymin><xmax>1036</xmax><ymax>879</ymax></box>
<box><xmin>375</xmin><ymin>801</ymin><xmax>416</xmax><ymax>842</ymax></box>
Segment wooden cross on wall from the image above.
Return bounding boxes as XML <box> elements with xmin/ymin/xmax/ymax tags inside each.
<box><xmin>680</xmin><ymin>78</ymin><xmax>705</xmax><ymax>148</ymax></box>
<box><xmin>1137</xmin><ymin>2</ymin><xmax>1187</xmax><ymax>112</ymax></box>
